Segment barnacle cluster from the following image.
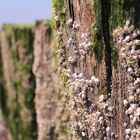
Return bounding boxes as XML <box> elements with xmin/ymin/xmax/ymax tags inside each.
<box><xmin>63</xmin><ymin>19</ymin><xmax>108</xmax><ymax>139</ymax></box>
<box><xmin>68</xmin><ymin>73</ymin><xmax>102</xmax><ymax>139</ymax></box>
<box><xmin>113</xmin><ymin>21</ymin><xmax>140</xmax><ymax>140</ymax></box>
<box><xmin>54</xmin><ymin>14</ymin><xmax>118</xmax><ymax>139</ymax></box>
<box><xmin>68</xmin><ymin>77</ymin><xmax>117</xmax><ymax>140</ymax></box>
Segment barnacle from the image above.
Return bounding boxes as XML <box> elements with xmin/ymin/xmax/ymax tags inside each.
<box><xmin>66</xmin><ymin>18</ymin><xmax>73</xmax><ymax>26</ymax></box>
<box><xmin>73</xmin><ymin>21</ymin><xmax>80</xmax><ymax>30</ymax></box>
<box><xmin>113</xmin><ymin>21</ymin><xmax>140</xmax><ymax>139</ymax></box>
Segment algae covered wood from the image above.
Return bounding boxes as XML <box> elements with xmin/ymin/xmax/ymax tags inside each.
<box><xmin>0</xmin><ymin>25</ymin><xmax>37</xmax><ymax>140</ymax></box>
<box><xmin>33</xmin><ymin>21</ymin><xmax>70</xmax><ymax>140</ymax></box>
<box><xmin>53</xmin><ymin>0</ymin><xmax>140</xmax><ymax>139</ymax></box>
<box><xmin>0</xmin><ymin>0</ymin><xmax>140</xmax><ymax>140</ymax></box>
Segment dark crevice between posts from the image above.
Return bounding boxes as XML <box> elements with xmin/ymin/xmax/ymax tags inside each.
<box><xmin>0</xmin><ymin>47</ymin><xmax>8</xmax><ymax>120</ymax></box>
<box><xmin>101</xmin><ymin>0</ymin><xmax>112</xmax><ymax>94</ymax></box>
<box><xmin>49</xmin><ymin>125</ymin><xmax>56</xmax><ymax>140</ymax></box>
<box><xmin>68</xmin><ymin>0</ymin><xmax>75</xmax><ymax>22</ymax></box>
<box><xmin>123</xmin><ymin>0</ymin><xmax>140</xmax><ymax>28</ymax></box>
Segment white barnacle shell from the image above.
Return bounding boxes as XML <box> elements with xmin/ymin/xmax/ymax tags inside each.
<box><xmin>86</xmin><ymin>80</ymin><xmax>93</xmax><ymax>86</ymax></box>
<box><xmin>102</xmin><ymin>102</ymin><xmax>108</xmax><ymax>110</ymax></box>
<box><xmin>132</xmin><ymin>32</ymin><xmax>137</xmax><ymax>38</ymax></box>
<box><xmin>94</xmin><ymin>78</ymin><xmax>100</xmax><ymax>85</ymax></box>
<box><xmin>108</xmin><ymin>106</ymin><xmax>114</xmax><ymax>112</ymax></box>
<box><xmin>130</xmin><ymin>25</ymin><xmax>135</xmax><ymax>31</ymax></box>
<box><xmin>89</xmin><ymin>104</ymin><xmax>96</xmax><ymax>112</ymax></box>
<box><xmin>106</xmin><ymin>126</ymin><xmax>110</xmax><ymax>133</ymax></box>
<box><xmin>123</xmin><ymin>122</ymin><xmax>127</xmax><ymax>128</ymax></box>
<box><xmin>131</xmin><ymin>104</ymin><xmax>138</xmax><ymax>110</ymax></box>
<box><xmin>111</xmin><ymin>133</ymin><xmax>115</xmax><ymax>137</ymax></box>
<box><xmin>120</xmin><ymin>47</ymin><xmax>126</xmax><ymax>52</ymax></box>
<box><xmin>79</xmin><ymin>90</ymin><xmax>85</xmax><ymax>97</ymax></box>
<box><xmin>136</xmin><ymin>88</ymin><xmax>140</xmax><ymax>94</ymax></box>
<box><xmin>86</xmin><ymin>42</ymin><xmax>93</xmax><ymax>48</ymax></box>
<box><xmin>136</xmin><ymin>29</ymin><xmax>140</xmax><ymax>35</ymax></box>
<box><xmin>64</xmin><ymin>72</ymin><xmax>71</xmax><ymax>78</ymax></box>
<box><xmin>90</xmin><ymin>87</ymin><xmax>93</xmax><ymax>92</ymax></box>
<box><xmin>91</xmin><ymin>76</ymin><xmax>96</xmax><ymax>81</ymax></box>
<box><xmin>134</xmin><ymin>80</ymin><xmax>138</xmax><ymax>86</ymax></box>
<box><xmin>127</xmin><ymin>67</ymin><xmax>133</xmax><ymax>73</ymax></box>
<box><xmin>124</xmin><ymin>25</ymin><xmax>129</xmax><ymax>32</ymax></box>
<box><xmin>72</xmin><ymin>130</ymin><xmax>77</xmax><ymax>136</ymax></box>
<box><xmin>125</xmin><ymin>110</ymin><xmax>130</xmax><ymax>115</ymax></box>
<box><xmin>128</xmin><ymin>95</ymin><xmax>135</xmax><ymax>102</ymax></box>
<box><xmin>63</xmin><ymin>68</ymin><xmax>71</xmax><ymax>74</ymax></box>
<box><xmin>125</xmin><ymin>128</ymin><xmax>131</xmax><ymax>135</ymax></box>
<box><xmin>115</xmin><ymin>134</ymin><xmax>118</xmax><ymax>138</ymax></box>
<box><xmin>81</xmin><ymin>93</ymin><xmax>86</xmax><ymax>99</ymax></box>
<box><xmin>113</xmin><ymin>28</ymin><xmax>120</xmax><ymax>37</ymax></box>
<box><xmin>136</xmin><ymin>78</ymin><xmax>140</xmax><ymax>83</ymax></box>
<box><xmin>130</xmin><ymin>49</ymin><xmax>136</xmax><ymax>55</ymax></box>
<box><xmin>73</xmin><ymin>73</ymin><xmax>78</xmax><ymax>79</ymax></box>
<box><xmin>79</xmin><ymin>42</ymin><xmax>86</xmax><ymax>48</ymax></box>
<box><xmin>68</xmin><ymin>56</ymin><xmax>75</xmax><ymax>63</ymax></box>
<box><xmin>130</xmin><ymin>115</ymin><xmax>133</xmax><ymax>120</ymax></box>
<box><xmin>126</xmin><ymin>20</ymin><xmax>130</xmax><ymax>26</ymax></box>
<box><xmin>67</xmin><ymin>37</ymin><xmax>73</xmax><ymax>46</ymax></box>
<box><xmin>134</xmin><ymin>39</ymin><xmax>140</xmax><ymax>45</ymax></box>
<box><xmin>81</xmin><ymin>132</ymin><xmax>86</xmax><ymax>136</ymax></box>
<box><xmin>135</xmin><ymin>107</ymin><xmax>140</xmax><ymax>121</ymax></box>
<box><xmin>131</xmin><ymin>129</ymin><xmax>137</xmax><ymax>137</ymax></box>
<box><xmin>131</xmin><ymin>116</ymin><xmax>137</xmax><ymax>125</ymax></box>
<box><xmin>81</xmin><ymin>50</ymin><xmax>86</xmax><ymax>55</ymax></box>
<box><xmin>132</xmin><ymin>55</ymin><xmax>138</xmax><ymax>59</ymax></box>
<box><xmin>63</xmin><ymin>69</ymin><xmax>71</xmax><ymax>78</ymax></box>
<box><xmin>125</xmin><ymin>135</ymin><xmax>130</xmax><ymax>140</ymax></box>
<box><xmin>84</xmin><ymin>44</ymin><xmax>89</xmax><ymax>51</ymax></box>
<box><xmin>127</xmin><ymin>41</ymin><xmax>133</xmax><ymax>47</ymax></box>
<box><xmin>91</xmin><ymin>76</ymin><xmax>100</xmax><ymax>85</ymax></box>
<box><xmin>127</xmin><ymin>104</ymin><xmax>137</xmax><ymax>114</ymax></box>
<box><xmin>99</xmin><ymin>116</ymin><xmax>104</xmax><ymax>124</ymax></box>
<box><xmin>79</xmin><ymin>77</ymin><xmax>86</xmax><ymax>83</ymax></box>
<box><xmin>78</xmin><ymin>73</ymin><xmax>84</xmax><ymax>79</ymax></box>
<box><xmin>96</xmin><ymin>111</ymin><xmax>101</xmax><ymax>117</ymax></box>
<box><xmin>77</xmin><ymin>121</ymin><xmax>82</xmax><ymax>128</ymax></box>
<box><xmin>123</xmin><ymin>99</ymin><xmax>128</xmax><ymax>107</ymax></box>
<box><xmin>124</xmin><ymin>36</ymin><xmax>131</xmax><ymax>42</ymax></box>
<box><xmin>54</xmin><ymin>16</ymin><xmax>59</xmax><ymax>21</ymax></box>
<box><xmin>81</xmin><ymin>55</ymin><xmax>85</xmax><ymax>59</ymax></box>
<box><xmin>81</xmin><ymin>33</ymin><xmax>88</xmax><ymax>39</ymax></box>
<box><xmin>73</xmin><ymin>21</ymin><xmax>80</xmax><ymax>30</ymax></box>
<box><xmin>99</xmin><ymin>95</ymin><xmax>105</xmax><ymax>102</ymax></box>
<box><xmin>71</xmin><ymin>101</ymin><xmax>76</xmax><ymax>109</ymax></box>
<box><xmin>66</xmin><ymin>18</ymin><xmax>73</xmax><ymax>26</ymax></box>
<box><xmin>58</xmin><ymin>31</ymin><xmax>63</xmax><ymax>36</ymax></box>
<box><xmin>74</xmin><ymin>50</ymin><xmax>78</xmax><ymax>54</ymax></box>
<box><xmin>121</xmin><ymin>52</ymin><xmax>127</xmax><ymax>58</ymax></box>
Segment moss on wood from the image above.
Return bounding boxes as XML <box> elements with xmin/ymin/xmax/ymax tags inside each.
<box><xmin>0</xmin><ymin>25</ymin><xmax>37</xmax><ymax>140</ymax></box>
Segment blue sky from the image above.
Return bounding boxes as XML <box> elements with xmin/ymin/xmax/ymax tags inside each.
<box><xmin>0</xmin><ymin>0</ymin><xmax>52</xmax><ymax>26</ymax></box>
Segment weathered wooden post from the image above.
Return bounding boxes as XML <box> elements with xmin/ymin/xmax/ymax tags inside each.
<box><xmin>53</xmin><ymin>0</ymin><xmax>140</xmax><ymax>139</ymax></box>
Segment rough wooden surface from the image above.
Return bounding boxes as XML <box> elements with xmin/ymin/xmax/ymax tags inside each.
<box><xmin>33</xmin><ymin>21</ymin><xmax>70</xmax><ymax>140</ymax></box>
<box><xmin>53</xmin><ymin>0</ymin><xmax>140</xmax><ymax>139</ymax></box>
<box><xmin>0</xmin><ymin>0</ymin><xmax>140</xmax><ymax>140</ymax></box>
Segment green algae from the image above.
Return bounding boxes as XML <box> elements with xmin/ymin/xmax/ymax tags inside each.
<box><xmin>1</xmin><ymin>25</ymin><xmax>37</xmax><ymax>140</ymax></box>
<box><xmin>52</xmin><ymin>0</ymin><xmax>66</xmax><ymax>26</ymax></box>
<box><xmin>92</xmin><ymin>0</ymin><xmax>140</xmax><ymax>68</ymax></box>
<box><xmin>92</xmin><ymin>0</ymin><xmax>104</xmax><ymax>64</ymax></box>
<box><xmin>109</xmin><ymin>0</ymin><xmax>139</xmax><ymax>67</ymax></box>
